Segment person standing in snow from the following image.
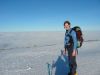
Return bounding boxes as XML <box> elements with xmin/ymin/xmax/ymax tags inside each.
<box><xmin>64</xmin><ymin>21</ymin><xmax>78</xmax><ymax>75</ymax></box>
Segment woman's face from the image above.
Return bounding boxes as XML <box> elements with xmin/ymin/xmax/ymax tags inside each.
<box><xmin>64</xmin><ymin>23</ymin><xmax>70</xmax><ymax>30</ymax></box>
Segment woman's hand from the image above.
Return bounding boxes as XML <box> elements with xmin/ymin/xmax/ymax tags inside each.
<box><xmin>72</xmin><ymin>49</ymin><xmax>77</xmax><ymax>56</ymax></box>
<box><xmin>63</xmin><ymin>48</ymin><xmax>67</xmax><ymax>55</ymax></box>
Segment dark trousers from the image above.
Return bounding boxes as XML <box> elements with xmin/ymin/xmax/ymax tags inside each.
<box><xmin>66</xmin><ymin>46</ymin><xmax>77</xmax><ymax>75</ymax></box>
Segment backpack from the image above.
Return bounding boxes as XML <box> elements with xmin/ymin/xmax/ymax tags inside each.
<box><xmin>66</xmin><ymin>26</ymin><xmax>84</xmax><ymax>48</ymax></box>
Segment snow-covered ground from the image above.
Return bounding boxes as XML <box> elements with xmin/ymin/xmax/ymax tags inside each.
<box><xmin>0</xmin><ymin>31</ymin><xmax>100</xmax><ymax>75</ymax></box>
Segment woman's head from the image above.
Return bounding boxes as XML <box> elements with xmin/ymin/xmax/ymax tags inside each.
<box><xmin>64</xmin><ymin>21</ymin><xmax>71</xmax><ymax>30</ymax></box>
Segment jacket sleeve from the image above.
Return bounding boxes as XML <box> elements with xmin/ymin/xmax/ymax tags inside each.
<box><xmin>71</xmin><ymin>30</ymin><xmax>77</xmax><ymax>50</ymax></box>
<box><xmin>64</xmin><ymin>33</ymin><xmax>68</xmax><ymax>48</ymax></box>
<box><xmin>64</xmin><ymin>35</ymin><xmax>66</xmax><ymax>48</ymax></box>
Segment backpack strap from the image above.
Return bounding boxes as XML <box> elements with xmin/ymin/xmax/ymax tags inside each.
<box><xmin>65</xmin><ymin>28</ymin><xmax>73</xmax><ymax>36</ymax></box>
<box><xmin>69</xmin><ymin>28</ymin><xmax>73</xmax><ymax>34</ymax></box>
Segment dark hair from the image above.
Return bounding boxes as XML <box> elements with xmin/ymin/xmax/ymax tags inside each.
<box><xmin>64</xmin><ymin>21</ymin><xmax>71</xmax><ymax>26</ymax></box>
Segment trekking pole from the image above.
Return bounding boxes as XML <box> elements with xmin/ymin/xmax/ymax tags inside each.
<box><xmin>47</xmin><ymin>63</ymin><xmax>52</xmax><ymax>75</ymax></box>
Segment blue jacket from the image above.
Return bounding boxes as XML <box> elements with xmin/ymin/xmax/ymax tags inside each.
<box><xmin>64</xmin><ymin>28</ymin><xmax>77</xmax><ymax>50</ymax></box>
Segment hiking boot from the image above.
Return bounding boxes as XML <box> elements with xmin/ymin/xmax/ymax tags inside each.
<box><xmin>74</xmin><ymin>72</ymin><xmax>78</xmax><ymax>75</ymax></box>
